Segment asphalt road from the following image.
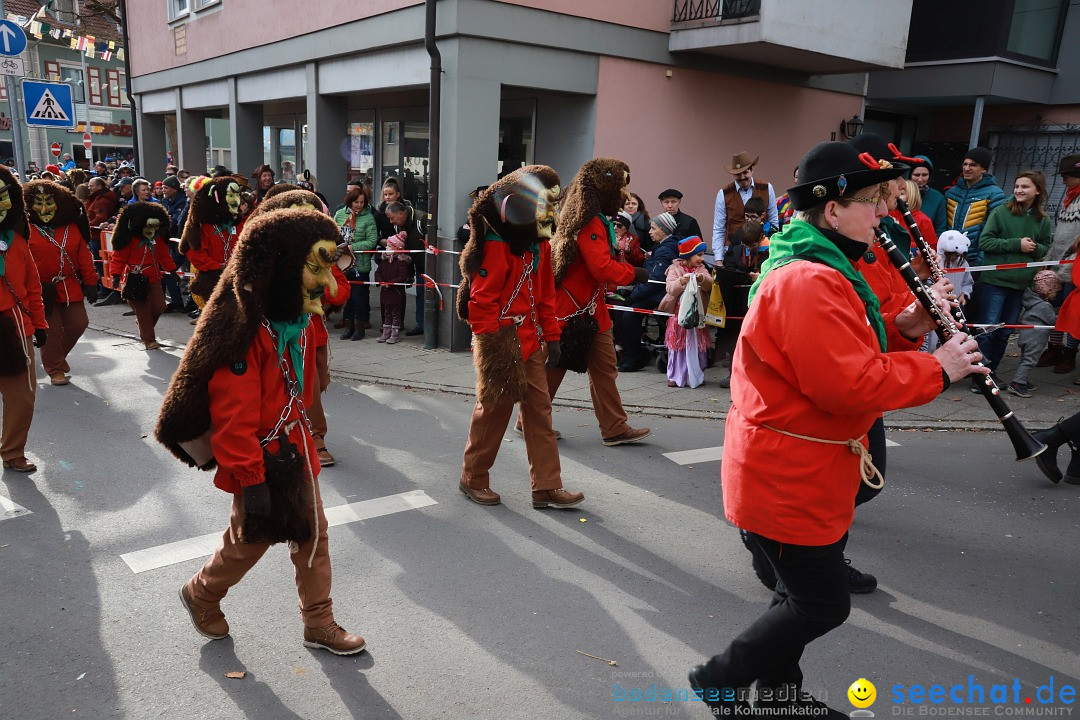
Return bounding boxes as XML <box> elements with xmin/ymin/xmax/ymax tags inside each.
<box><xmin>1</xmin><ymin>330</ymin><xmax>1077</xmax><ymax>719</ymax></box>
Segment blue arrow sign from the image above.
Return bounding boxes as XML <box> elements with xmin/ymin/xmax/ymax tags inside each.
<box><xmin>22</xmin><ymin>80</ymin><xmax>75</xmax><ymax>129</ymax></box>
<box><xmin>0</xmin><ymin>21</ymin><xmax>27</xmax><ymax>57</ymax></box>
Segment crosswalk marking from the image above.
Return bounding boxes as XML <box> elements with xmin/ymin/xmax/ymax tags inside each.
<box><xmin>665</xmin><ymin>439</ymin><xmax>900</xmax><ymax>466</ymax></box>
<box><xmin>0</xmin><ymin>494</ymin><xmax>31</xmax><ymax>521</ymax></box>
<box><xmin>120</xmin><ymin>489</ymin><xmax>436</xmax><ymax>574</ymax></box>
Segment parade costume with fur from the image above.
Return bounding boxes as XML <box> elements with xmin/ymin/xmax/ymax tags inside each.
<box><xmin>179</xmin><ymin>176</ymin><xmax>243</xmax><ymax>307</ymax></box>
<box><xmin>156</xmin><ymin>208</ymin><xmax>366</xmax><ymax>655</ymax></box>
<box><xmin>109</xmin><ymin>202</ymin><xmax>176</xmax><ymax>348</ymax></box>
<box><xmin>457</xmin><ymin>165</ymin><xmax>583</xmax><ymax>508</ymax></box>
<box><xmin>545</xmin><ymin>158</ymin><xmax>650</xmax><ymax>446</ymax></box>
<box><xmin>0</xmin><ymin>167</ymin><xmax>47</xmax><ymax>472</ymax></box>
<box><xmin>24</xmin><ymin>180</ymin><xmax>97</xmax><ymax>384</ymax></box>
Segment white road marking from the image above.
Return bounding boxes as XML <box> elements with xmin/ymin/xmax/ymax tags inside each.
<box><xmin>663</xmin><ymin>446</ymin><xmax>723</xmax><ymax>465</ymax></box>
<box><xmin>121</xmin><ymin>489</ymin><xmax>436</xmax><ymax>574</ymax></box>
<box><xmin>665</xmin><ymin>439</ymin><xmax>899</xmax><ymax>466</ymax></box>
<box><xmin>0</xmin><ymin>494</ymin><xmax>31</xmax><ymax>521</ymax></box>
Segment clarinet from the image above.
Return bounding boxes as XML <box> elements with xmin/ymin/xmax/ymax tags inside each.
<box><xmin>893</xmin><ymin>198</ymin><xmax>983</xmax><ymax>335</ymax></box>
<box><xmin>875</xmin><ymin>227</ymin><xmax>1046</xmax><ymax>461</ymax></box>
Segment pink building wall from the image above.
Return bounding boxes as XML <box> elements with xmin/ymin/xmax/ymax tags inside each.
<box><xmin>494</xmin><ymin>0</ymin><xmax>671</xmax><ymax>32</ymax></box>
<box><xmin>593</xmin><ymin>56</ymin><xmax>863</xmax><ymax>234</ymax></box>
<box><xmin>127</xmin><ymin>0</ymin><xmax>422</xmax><ymax>76</ymax></box>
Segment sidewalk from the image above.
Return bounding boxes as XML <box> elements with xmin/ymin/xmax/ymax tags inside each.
<box><xmin>86</xmin><ymin>300</ymin><xmax>1077</xmax><ymax>432</ymax></box>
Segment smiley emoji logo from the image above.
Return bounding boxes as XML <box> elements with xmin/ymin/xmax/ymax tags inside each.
<box><xmin>848</xmin><ymin>678</ymin><xmax>877</xmax><ymax>709</ymax></box>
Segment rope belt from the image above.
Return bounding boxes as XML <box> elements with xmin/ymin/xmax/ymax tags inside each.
<box><xmin>761</xmin><ymin>423</ymin><xmax>884</xmax><ymax>490</ymax></box>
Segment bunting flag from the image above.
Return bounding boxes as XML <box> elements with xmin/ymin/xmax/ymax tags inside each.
<box><xmin>49</xmin><ymin>27</ymin><xmax>61</xmax><ymax>39</ymax></box>
<box><xmin>85</xmin><ymin>44</ymin><xmax>95</xmax><ymax>58</ymax></box>
<box><xmin>101</xmin><ymin>49</ymin><xmax>112</xmax><ymax>61</ymax></box>
<box><xmin>68</xmin><ymin>36</ymin><xmax>78</xmax><ymax>50</ymax></box>
<box><xmin>62</xmin><ymin>28</ymin><xmax>71</xmax><ymax>38</ymax></box>
<box><xmin>108</xmin><ymin>40</ymin><xmax>115</xmax><ymax>50</ymax></box>
<box><xmin>28</xmin><ymin>20</ymin><xmax>41</xmax><ymax>37</ymax></box>
<box><xmin>75</xmin><ymin>35</ymin><xmax>87</xmax><ymax>51</ymax></box>
<box><xmin>117</xmin><ymin>48</ymin><xmax>124</xmax><ymax>61</ymax></box>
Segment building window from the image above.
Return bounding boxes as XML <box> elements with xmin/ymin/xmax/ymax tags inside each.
<box><xmin>49</xmin><ymin>0</ymin><xmax>76</xmax><ymax>23</ymax></box>
<box><xmin>195</xmin><ymin>0</ymin><xmax>220</xmax><ymax>8</ymax></box>
<box><xmin>58</xmin><ymin>65</ymin><xmax>85</xmax><ymax>103</ymax></box>
<box><xmin>169</xmin><ymin>0</ymin><xmax>190</xmax><ymax>20</ymax></box>
<box><xmin>105</xmin><ymin>68</ymin><xmax>122</xmax><ymax>107</ymax></box>
<box><xmin>87</xmin><ymin>66</ymin><xmax>103</xmax><ymax>106</ymax></box>
<box><xmin>1006</xmin><ymin>0</ymin><xmax>1067</xmax><ymax>63</ymax></box>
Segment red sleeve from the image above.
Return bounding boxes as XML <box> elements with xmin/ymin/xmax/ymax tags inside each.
<box><xmin>208</xmin><ymin>341</ymin><xmax>266</xmax><ymax>488</ymax></box>
<box><xmin>537</xmin><ymin>241</ymin><xmax>559</xmax><ymax>341</ymax></box>
<box><xmin>324</xmin><ymin>265</ymin><xmax>351</xmax><ymax>305</ymax></box>
<box><xmin>77</xmin><ymin>233</ymin><xmax>99</xmax><ymax>286</ymax></box>
<box><xmin>467</xmin><ymin>242</ymin><xmax>510</xmax><ymax>335</ymax></box>
<box><xmin>19</xmin><ymin>239</ymin><xmax>47</xmax><ymax>330</ymax></box>
<box><xmin>918</xmin><ymin>214</ymin><xmax>938</xmax><ymax>250</ymax></box>
<box><xmin>578</xmin><ymin>217</ymin><xmax>637</xmax><ymax>286</ymax></box>
<box><xmin>155</xmin><ymin>238</ymin><xmax>177</xmax><ymax>272</ymax></box>
<box><xmin>108</xmin><ymin>243</ymin><xmax>128</xmax><ymax>277</ymax></box>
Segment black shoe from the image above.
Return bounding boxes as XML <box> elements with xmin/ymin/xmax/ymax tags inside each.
<box><xmin>350</xmin><ymin>327</ymin><xmax>365</xmax><ymax>341</ymax></box>
<box><xmin>970</xmin><ymin>376</ymin><xmax>983</xmax><ymax>394</ymax></box>
<box><xmin>1033</xmin><ymin>425</ymin><xmax>1067</xmax><ymax>484</ymax></box>
<box><xmin>183</xmin><ymin>300</ymin><xmax>198</xmax><ymax>313</ymax></box>
<box><xmin>719</xmin><ymin>374</ymin><xmax>732</xmax><ymax>389</ymax></box>
<box><xmin>616</xmin><ymin>356</ymin><xmax>647</xmax><ymax>372</ymax></box>
<box><xmin>687</xmin><ymin>665</ymin><xmax>748</xmax><ymax>716</ymax></box>
<box><xmin>122</xmin><ymin>310</ymin><xmax>135</xmax><ymax>316</ymax></box>
<box><xmin>93</xmin><ymin>291</ymin><xmax>122</xmax><ymax>307</ymax></box>
<box><xmin>340</xmin><ymin>328</ymin><xmax>354</xmax><ymax>341</ymax></box>
<box><xmin>404</xmin><ymin>327</ymin><xmax>424</xmax><ymax>336</ymax></box>
<box><xmin>163</xmin><ymin>303</ymin><xmax>184</xmax><ymax>314</ymax></box>
<box><xmin>188</xmin><ymin>309</ymin><xmax>201</xmax><ymax>319</ymax></box>
<box><xmin>845</xmin><ymin>558</ymin><xmax>877</xmax><ymax>594</ymax></box>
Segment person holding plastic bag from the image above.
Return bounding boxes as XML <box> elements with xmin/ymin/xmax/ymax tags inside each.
<box><xmin>657</xmin><ymin>236</ymin><xmax>713</xmax><ymax>387</ymax></box>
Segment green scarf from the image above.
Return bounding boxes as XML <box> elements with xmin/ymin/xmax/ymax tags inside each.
<box><xmin>597</xmin><ymin>214</ymin><xmax>619</xmax><ymax>254</ymax></box>
<box><xmin>268</xmin><ymin>314</ymin><xmax>310</xmax><ymax>392</ymax></box>
<box><xmin>484</xmin><ymin>229</ymin><xmax>539</xmax><ymax>271</ymax></box>
<box><xmin>0</xmin><ymin>229</ymin><xmax>11</xmax><ymax>276</ymax></box>
<box><xmin>747</xmin><ymin>220</ymin><xmax>886</xmax><ymax>351</ymax></box>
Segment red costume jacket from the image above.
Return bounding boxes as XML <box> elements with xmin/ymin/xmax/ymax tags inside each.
<box><xmin>84</xmin><ymin>189</ymin><xmax>118</xmax><ymax>237</ymax></box>
<box><xmin>208</xmin><ymin>322</ymin><xmax>319</xmax><ymax>493</ymax></box>
<box><xmin>722</xmin><ymin>261</ymin><xmax>944</xmax><ymax>546</ymax></box>
<box><xmin>186</xmin><ymin>223</ymin><xmax>238</xmax><ymax>273</ymax></box>
<box><xmin>310</xmin><ymin>265</ymin><xmax>351</xmax><ymax>347</ymax></box>
<box><xmin>28</xmin><ymin>223</ymin><xmax>98</xmax><ymax>304</ymax></box>
<box><xmin>889</xmin><ymin>209</ymin><xmax>939</xmax><ymax>251</ymax></box>
<box><xmin>855</xmin><ymin>248</ymin><xmax>921</xmax><ymax>352</ymax></box>
<box><xmin>467</xmin><ymin>235</ymin><xmax>560</xmax><ymax>361</ymax></box>
<box><xmin>1055</xmin><ymin>260</ymin><xmax>1079</xmax><ymax>337</ymax></box>
<box><xmin>555</xmin><ymin>215</ymin><xmax>637</xmax><ymax>334</ymax></box>
<box><xmin>109</xmin><ymin>237</ymin><xmax>177</xmax><ymax>283</ymax></box>
<box><xmin>0</xmin><ymin>233</ymin><xmax>47</xmax><ymax>336</ymax></box>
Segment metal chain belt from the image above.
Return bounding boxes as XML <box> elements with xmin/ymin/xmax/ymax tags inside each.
<box><xmin>259</xmin><ymin>320</ymin><xmax>313</xmax><ymax>448</ymax></box>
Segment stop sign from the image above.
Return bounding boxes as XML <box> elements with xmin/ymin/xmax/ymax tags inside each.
<box><xmin>50</xmin><ymin>142</ymin><xmax>61</xmax><ymax>158</ymax></box>
<box><xmin>82</xmin><ymin>132</ymin><xmax>92</xmax><ymax>150</ymax></box>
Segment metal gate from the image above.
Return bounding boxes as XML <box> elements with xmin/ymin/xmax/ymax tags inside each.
<box><xmin>989</xmin><ymin>124</ymin><xmax>1080</xmax><ymax>216</ymax></box>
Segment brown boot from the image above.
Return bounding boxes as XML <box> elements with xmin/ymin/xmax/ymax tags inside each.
<box><xmin>303</xmin><ymin>622</ymin><xmax>367</xmax><ymax>655</ymax></box>
<box><xmin>317</xmin><ymin>446</ymin><xmax>335</xmax><ymax>467</ymax></box>
<box><xmin>179</xmin><ymin>585</ymin><xmax>229</xmax><ymax>640</ymax></box>
<box><xmin>1053</xmin><ymin>348</ymin><xmax>1078</xmax><ymax>374</ymax></box>
<box><xmin>532</xmin><ymin>487</ymin><xmax>585</xmax><ymax>509</ymax></box>
<box><xmin>1037</xmin><ymin>344</ymin><xmax>1063</xmax><ymax>367</ymax></box>
<box><xmin>333</xmin><ymin>318</ymin><xmax>349</xmax><ymax>329</ymax></box>
<box><xmin>459</xmin><ymin>482</ymin><xmax>501</xmax><ymax>506</ymax></box>
<box><xmin>358</xmin><ymin>318</ymin><xmax>372</xmax><ymax>330</ymax></box>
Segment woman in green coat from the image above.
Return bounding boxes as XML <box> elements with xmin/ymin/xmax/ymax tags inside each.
<box><xmin>334</xmin><ymin>185</ymin><xmax>379</xmax><ymax>340</ymax></box>
<box><xmin>975</xmin><ymin>170</ymin><xmax>1052</xmax><ymax>383</ymax></box>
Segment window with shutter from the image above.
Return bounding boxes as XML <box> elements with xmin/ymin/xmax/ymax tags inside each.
<box><xmin>88</xmin><ymin>67</ymin><xmax>102</xmax><ymax>106</ymax></box>
<box><xmin>106</xmin><ymin>69</ymin><xmax>121</xmax><ymax>107</ymax></box>
<box><xmin>44</xmin><ymin>61</ymin><xmax>60</xmax><ymax>83</ymax></box>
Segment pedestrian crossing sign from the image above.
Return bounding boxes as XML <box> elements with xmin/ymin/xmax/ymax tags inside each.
<box><xmin>21</xmin><ymin>80</ymin><xmax>75</xmax><ymax>128</ymax></box>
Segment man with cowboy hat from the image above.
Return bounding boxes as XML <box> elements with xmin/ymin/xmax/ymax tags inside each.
<box><xmin>712</xmin><ymin>151</ymin><xmax>778</xmax><ymax>260</ymax></box>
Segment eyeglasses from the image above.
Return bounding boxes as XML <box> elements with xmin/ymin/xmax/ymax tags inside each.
<box><xmin>844</xmin><ymin>193</ymin><xmax>882</xmax><ymax>205</ymax></box>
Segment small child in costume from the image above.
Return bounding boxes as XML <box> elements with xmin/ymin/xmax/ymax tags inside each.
<box><xmin>1007</xmin><ymin>269</ymin><xmax>1062</xmax><ymax>397</ymax></box>
<box><xmin>659</xmin><ymin>236</ymin><xmax>713</xmax><ymax>388</ymax></box>
<box><xmin>374</xmin><ymin>231</ymin><xmax>412</xmax><ymax>344</ymax></box>
<box><xmin>923</xmin><ymin>229</ymin><xmax>974</xmax><ymax>353</ymax></box>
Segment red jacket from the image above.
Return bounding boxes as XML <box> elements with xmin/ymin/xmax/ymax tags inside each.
<box><xmin>109</xmin><ymin>237</ymin><xmax>177</xmax><ymax>283</ymax></box>
<box><xmin>854</xmin><ymin>248</ymin><xmax>921</xmax><ymax>352</ymax></box>
<box><xmin>1055</xmin><ymin>260</ymin><xmax>1079</xmax><ymax>336</ymax></box>
<box><xmin>84</xmin><ymin>189</ymin><xmax>118</xmax><ymax>235</ymax></box>
<box><xmin>310</xmin><ymin>265</ymin><xmax>351</xmax><ymax>347</ymax></box>
<box><xmin>722</xmin><ymin>261</ymin><xmax>943</xmax><ymax>545</ymax></box>
<box><xmin>186</xmin><ymin>223</ymin><xmax>238</xmax><ymax>273</ymax></box>
<box><xmin>28</xmin><ymin>223</ymin><xmax>99</xmax><ymax>304</ymax></box>
<box><xmin>0</xmin><ymin>232</ymin><xmax>47</xmax><ymax>336</ymax></box>
<box><xmin>467</xmin><ymin>235</ymin><xmax>559</xmax><ymax>361</ymax></box>
<box><xmin>208</xmin><ymin>322</ymin><xmax>320</xmax><ymax>493</ymax></box>
<box><xmin>555</xmin><ymin>215</ymin><xmax>637</xmax><ymax>334</ymax></box>
<box><xmin>890</xmin><ymin>209</ymin><xmax>939</xmax><ymax>250</ymax></box>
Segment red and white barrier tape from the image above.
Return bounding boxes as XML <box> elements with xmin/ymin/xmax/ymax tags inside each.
<box><xmin>945</xmin><ymin>257</ymin><xmax>1075</xmax><ymax>274</ymax></box>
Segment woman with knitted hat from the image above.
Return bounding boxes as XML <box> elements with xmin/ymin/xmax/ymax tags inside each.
<box><xmin>657</xmin><ymin>236</ymin><xmax>712</xmax><ymax>388</ymax></box>
<box><xmin>689</xmin><ymin>141</ymin><xmax>987</xmax><ymax>717</ymax></box>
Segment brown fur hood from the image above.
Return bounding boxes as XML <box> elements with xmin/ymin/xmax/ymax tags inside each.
<box><xmin>551</xmin><ymin>157</ymin><xmax>629</xmax><ymax>285</ymax></box>
<box><xmin>111</xmin><ymin>202</ymin><xmax>170</xmax><ymax>251</ymax></box>
<box><xmin>155</xmin><ymin>208</ymin><xmax>341</xmax><ymax>468</ymax></box>
<box><xmin>179</xmin><ymin>176</ymin><xmax>239</xmax><ymax>254</ymax></box>
<box><xmin>0</xmin><ymin>166</ymin><xmax>28</xmax><ymax>238</ymax></box>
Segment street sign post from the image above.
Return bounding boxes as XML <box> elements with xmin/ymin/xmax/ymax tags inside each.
<box><xmin>0</xmin><ymin>57</ymin><xmax>23</xmax><ymax>77</ymax></box>
<box><xmin>83</xmin><ymin>132</ymin><xmax>92</xmax><ymax>160</ymax></box>
<box><xmin>50</xmin><ymin>142</ymin><xmax>61</xmax><ymax>158</ymax></box>
<box><xmin>0</xmin><ymin>20</ymin><xmax>26</xmax><ymax>57</ymax></box>
<box><xmin>21</xmin><ymin>80</ymin><xmax>75</xmax><ymax>129</ymax></box>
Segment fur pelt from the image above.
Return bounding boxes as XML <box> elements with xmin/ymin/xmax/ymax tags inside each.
<box><xmin>262</xmin><ymin>183</ymin><xmax>302</xmax><ymax>200</ymax></box>
<box><xmin>155</xmin><ymin>208</ymin><xmax>341</xmax><ymax>467</ymax></box>
<box><xmin>251</xmin><ymin>189</ymin><xmax>325</xmax><ymax>218</ymax></box>
<box><xmin>111</xmin><ymin>202</ymin><xmax>170</xmax><ymax>251</ymax></box>
<box><xmin>23</xmin><ymin>179</ymin><xmax>91</xmax><ymax>243</ymax></box>
<box><xmin>551</xmin><ymin>158</ymin><xmax>629</xmax><ymax>285</ymax></box>
<box><xmin>473</xmin><ymin>325</ymin><xmax>527</xmax><ymax>405</ymax></box>
<box><xmin>178</xmin><ymin>176</ymin><xmax>239</xmax><ymax>255</ymax></box>
<box><xmin>0</xmin><ymin>166</ymin><xmax>28</xmax><ymax>238</ymax></box>
<box><xmin>456</xmin><ymin>165</ymin><xmax>560</xmax><ymax>321</ymax></box>
<box><xmin>238</xmin><ymin>434</ymin><xmax>312</xmax><ymax>545</ymax></box>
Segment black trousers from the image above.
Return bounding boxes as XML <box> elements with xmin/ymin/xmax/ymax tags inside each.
<box><xmin>708</xmin><ymin>533</ymin><xmax>851</xmax><ymax>690</ymax></box>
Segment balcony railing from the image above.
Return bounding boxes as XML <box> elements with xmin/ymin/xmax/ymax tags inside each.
<box><xmin>672</xmin><ymin>0</ymin><xmax>761</xmax><ymax>23</ymax></box>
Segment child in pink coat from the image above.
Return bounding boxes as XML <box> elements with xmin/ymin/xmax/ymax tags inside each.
<box><xmin>658</xmin><ymin>236</ymin><xmax>714</xmax><ymax>388</ymax></box>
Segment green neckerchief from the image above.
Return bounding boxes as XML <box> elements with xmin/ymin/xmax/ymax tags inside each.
<box><xmin>215</xmin><ymin>221</ymin><xmax>234</xmax><ymax>235</ymax></box>
<box><xmin>0</xmin><ymin>229</ymin><xmax>13</xmax><ymax>276</ymax></box>
<box><xmin>139</xmin><ymin>236</ymin><xmax>156</xmax><ymax>250</ymax></box>
<box><xmin>747</xmin><ymin>219</ymin><xmax>886</xmax><ymax>351</ymax></box>
<box><xmin>484</xmin><ymin>229</ymin><xmax>539</xmax><ymax>271</ymax></box>
<box><xmin>268</xmin><ymin>314</ymin><xmax>310</xmax><ymax>393</ymax></box>
<box><xmin>597</xmin><ymin>214</ymin><xmax>619</xmax><ymax>254</ymax></box>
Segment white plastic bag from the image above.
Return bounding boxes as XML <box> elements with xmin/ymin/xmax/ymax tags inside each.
<box><xmin>678</xmin><ymin>272</ymin><xmax>702</xmax><ymax>329</ymax></box>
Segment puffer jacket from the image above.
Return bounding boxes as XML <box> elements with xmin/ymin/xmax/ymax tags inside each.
<box><xmin>945</xmin><ymin>174</ymin><xmax>1006</xmax><ymax>264</ymax></box>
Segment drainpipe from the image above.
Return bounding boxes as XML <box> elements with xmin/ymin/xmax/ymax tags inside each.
<box><xmin>117</xmin><ymin>0</ymin><xmax>137</xmax><ymax>168</ymax></box>
<box><xmin>424</xmin><ymin>0</ymin><xmax>440</xmax><ymax>350</ymax></box>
